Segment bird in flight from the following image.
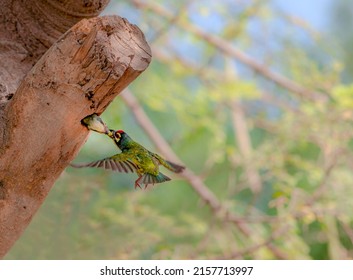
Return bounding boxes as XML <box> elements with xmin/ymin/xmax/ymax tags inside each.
<box><xmin>72</xmin><ymin>115</ymin><xmax>184</xmax><ymax>189</ymax></box>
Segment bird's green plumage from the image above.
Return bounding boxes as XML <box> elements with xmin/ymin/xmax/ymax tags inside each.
<box><xmin>115</xmin><ymin>131</ymin><xmax>159</xmax><ymax>176</ymax></box>
<box><xmin>72</xmin><ymin>129</ymin><xmax>184</xmax><ymax>189</ymax></box>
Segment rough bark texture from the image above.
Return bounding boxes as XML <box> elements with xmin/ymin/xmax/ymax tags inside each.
<box><xmin>0</xmin><ymin>0</ymin><xmax>151</xmax><ymax>258</ymax></box>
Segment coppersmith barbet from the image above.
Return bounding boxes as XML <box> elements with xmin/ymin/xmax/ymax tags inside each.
<box><xmin>72</xmin><ymin>128</ymin><xmax>185</xmax><ymax>189</ymax></box>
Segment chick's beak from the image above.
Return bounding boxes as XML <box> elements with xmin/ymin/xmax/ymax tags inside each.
<box><xmin>82</xmin><ymin>114</ymin><xmax>109</xmax><ymax>135</ymax></box>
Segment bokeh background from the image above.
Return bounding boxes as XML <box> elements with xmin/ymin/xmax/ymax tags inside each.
<box><xmin>6</xmin><ymin>0</ymin><xmax>353</xmax><ymax>259</ymax></box>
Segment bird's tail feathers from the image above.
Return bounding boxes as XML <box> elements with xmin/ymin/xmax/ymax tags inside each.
<box><xmin>141</xmin><ymin>172</ymin><xmax>171</xmax><ymax>185</ymax></box>
<box><xmin>165</xmin><ymin>160</ymin><xmax>185</xmax><ymax>173</ymax></box>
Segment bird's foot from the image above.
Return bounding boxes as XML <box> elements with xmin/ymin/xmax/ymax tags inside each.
<box><xmin>134</xmin><ymin>182</ymin><xmax>142</xmax><ymax>189</ymax></box>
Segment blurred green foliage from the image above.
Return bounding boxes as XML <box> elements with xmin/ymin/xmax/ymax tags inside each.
<box><xmin>6</xmin><ymin>0</ymin><xmax>353</xmax><ymax>259</ymax></box>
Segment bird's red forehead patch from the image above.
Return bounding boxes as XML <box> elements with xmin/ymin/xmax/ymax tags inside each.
<box><xmin>116</xmin><ymin>130</ymin><xmax>124</xmax><ymax>134</ymax></box>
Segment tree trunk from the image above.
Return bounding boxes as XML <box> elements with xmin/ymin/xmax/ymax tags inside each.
<box><xmin>0</xmin><ymin>0</ymin><xmax>151</xmax><ymax>258</ymax></box>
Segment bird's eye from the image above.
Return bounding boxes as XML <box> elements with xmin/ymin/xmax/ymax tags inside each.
<box><xmin>115</xmin><ymin>132</ymin><xmax>121</xmax><ymax>138</ymax></box>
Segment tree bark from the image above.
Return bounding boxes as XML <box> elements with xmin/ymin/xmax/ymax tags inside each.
<box><xmin>0</xmin><ymin>1</ymin><xmax>151</xmax><ymax>258</ymax></box>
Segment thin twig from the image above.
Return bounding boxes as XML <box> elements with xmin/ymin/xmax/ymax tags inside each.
<box><xmin>148</xmin><ymin>0</ymin><xmax>194</xmax><ymax>43</ymax></box>
<box><xmin>230</xmin><ymin>100</ymin><xmax>262</xmax><ymax>194</ymax></box>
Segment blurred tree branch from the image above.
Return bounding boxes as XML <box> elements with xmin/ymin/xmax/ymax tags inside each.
<box><xmin>131</xmin><ymin>0</ymin><xmax>328</xmax><ymax>103</ymax></box>
<box><xmin>121</xmin><ymin>89</ymin><xmax>289</xmax><ymax>259</ymax></box>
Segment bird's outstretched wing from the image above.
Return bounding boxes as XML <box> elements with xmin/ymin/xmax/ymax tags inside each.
<box><xmin>70</xmin><ymin>153</ymin><xmax>137</xmax><ymax>173</ymax></box>
<box><xmin>149</xmin><ymin>153</ymin><xmax>185</xmax><ymax>173</ymax></box>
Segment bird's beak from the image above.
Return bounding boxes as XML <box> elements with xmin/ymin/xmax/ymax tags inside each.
<box><xmin>108</xmin><ymin>129</ymin><xmax>115</xmax><ymax>138</ymax></box>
